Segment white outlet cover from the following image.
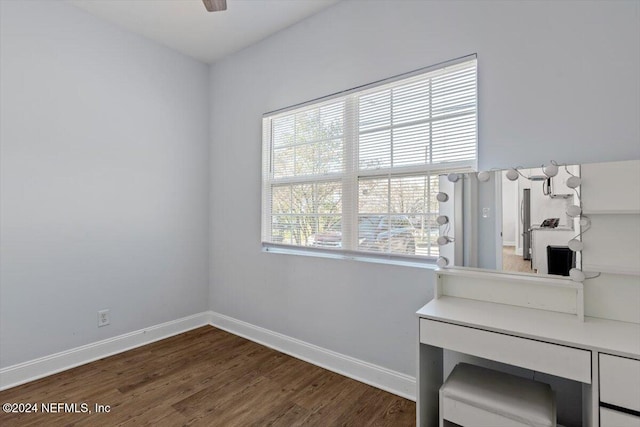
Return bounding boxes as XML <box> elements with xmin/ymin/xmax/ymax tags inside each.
<box><xmin>98</xmin><ymin>309</ymin><xmax>110</xmax><ymax>327</ymax></box>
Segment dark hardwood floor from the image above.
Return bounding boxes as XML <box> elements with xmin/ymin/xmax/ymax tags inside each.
<box><xmin>0</xmin><ymin>326</ymin><xmax>415</xmax><ymax>426</ymax></box>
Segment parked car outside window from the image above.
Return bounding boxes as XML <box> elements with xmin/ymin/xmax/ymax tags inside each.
<box><xmin>310</xmin><ymin>215</ymin><xmax>416</xmax><ymax>255</ymax></box>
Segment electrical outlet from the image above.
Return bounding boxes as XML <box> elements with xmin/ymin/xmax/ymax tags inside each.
<box><xmin>98</xmin><ymin>309</ymin><xmax>110</xmax><ymax>327</ymax></box>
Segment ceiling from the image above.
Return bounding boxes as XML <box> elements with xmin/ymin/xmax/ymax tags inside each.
<box><xmin>69</xmin><ymin>0</ymin><xmax>341</xmax><ymax>64</ymax></box>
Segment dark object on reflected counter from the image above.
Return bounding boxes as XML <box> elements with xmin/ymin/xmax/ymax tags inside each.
<box><xmin>547</xmin><ymin>245</ymin><xmax>575</xmax><ymax>276</ymax></box>
<box><xmin>540</xmin><ymin>218</ymin><xmax>560</xmax><ymax>228</ymax></box>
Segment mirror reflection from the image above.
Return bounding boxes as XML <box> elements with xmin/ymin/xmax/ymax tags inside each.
<box><xmin>500</xmin><ymin>165</ymin><xmax>580</xmax><ymax>276</ymax></box>
<box><xmin>438</xmin><ymin>162</ymin><xmax>584</xmax><ymax>277</ymax></box>
<box><xmin>439</xmin><ymin>159</ymin><xmax>639</xmax><ymax>281</ymax></box>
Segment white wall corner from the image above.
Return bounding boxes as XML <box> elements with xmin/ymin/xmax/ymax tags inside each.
<box><xmin>0</xmin><ymin>312</ymin><xmax>211</xmax><ymax>391</ymax></box>
<box><xmin>207</xmin><ymin>311</ymin><xmax>417</xmax><ymax>401</ymax></box>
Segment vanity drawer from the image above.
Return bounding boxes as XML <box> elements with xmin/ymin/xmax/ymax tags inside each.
<box><xmin>419</xmin><ymin>319</ymin><xmax>591</xmax><ymax>383</ymax></box>
<box><xmin>599</xmin><ymin>354</ymin><xmax>640</xmax><ymax>412</ymax></box>
<box><xmin>600</xmin><ymin>407</ymin><xmax>640</xmax><ymax>427</ymax></box>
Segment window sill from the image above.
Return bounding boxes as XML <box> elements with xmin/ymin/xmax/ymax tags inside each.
<box><xmin>262</xmin><ymin>244</ymin><xmax>438</xmax><ymax>269</ymax></box>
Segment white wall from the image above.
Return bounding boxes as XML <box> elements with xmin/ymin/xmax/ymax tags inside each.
<box><xmin>0</xmin><ymin>0</ymin><xmax>210</xmax><ymax>368</ymax></box>
<box><xmin>208</xmin><ymin>0</ymin><xmax>639</xmax><ymax>383</ymax></box>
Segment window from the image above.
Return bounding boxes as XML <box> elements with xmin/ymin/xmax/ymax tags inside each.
<box><xmin>262</xmin><ymin>56</ymin><xmax>477</xmax><ymax>260</ymax></box>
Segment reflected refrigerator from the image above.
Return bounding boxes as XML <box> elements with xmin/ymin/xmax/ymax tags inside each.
<box><xmin>521</xmin><ymin>188</ymin><xmax>531</xmax><ymax>261</ymax></box>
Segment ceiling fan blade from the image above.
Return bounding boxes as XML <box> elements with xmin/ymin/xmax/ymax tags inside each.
<box><xmin>202</xmin><ymin>0</ymin><xmax>227</xmax><ymax>12</ymax></box>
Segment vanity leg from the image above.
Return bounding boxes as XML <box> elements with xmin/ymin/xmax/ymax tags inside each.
<box><xmin>583</xmin><ymin>351</ymin><xmax>598</xmax><ymax>427</ymax></box>
<box><xmin>417</xmin><ymin>342</ymin><xmax>443</xmax><ymax>427</ymax></box>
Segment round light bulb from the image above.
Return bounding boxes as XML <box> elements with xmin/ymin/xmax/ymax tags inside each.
<box><xmin>566</xmin><ymin>176</ymin><xmax>581</xmax><ymax>189</ymax></box>
<box><xmin>568</xmin><ymin>239</ymin><xmax>584</xmax><ymax>252</ymax></box>
<box><xmin>437</xmin><ymin>236</ymin><xmax>451</xmax><ymax>246</ymax></box>
<box><xmin>506</xmin><ymin>168</ymin><xmax>519</xmax><ymax>181</ymax></box>
<box><xmin>543</xmin><ymin>163</ymin><xmax>559</xmax><ymax>178</ymax></box>
<box><xmin>436</xmin><ymin>192</ymin><xmax>449</xmax><ymax>203</ymax></box>
<box><xmin>436</xmin><ymin>256</ymin><xmax>449</xmax><ymax>268</ymax></box>
<box><xmin>436</xmin><ymin>215</ymin><xmax>449</xmax><ymax>226</ymax></box>
<box><xmin>569</xmin><ymin>268</ymin><xmax>586</xmax><ymax>282</ymax></box>
<box><xmin>566</xmin><ymin>204</ymin><xmax>582</xmax><ymax>217</ymax></box>
<box><xmin>477</xmin><ymin>171</ymin><xmax>491</xmax><ymax>182</ymax></box>
<box><xmin>447</xmin><ymin>173</ymin><xmax>460</xmax><ymax>183</ymax></box>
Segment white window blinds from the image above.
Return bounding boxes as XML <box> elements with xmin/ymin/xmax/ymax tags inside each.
<box><xmin>262</xmin><ymin>56</ymin><xmax>477</xmax><ymax>259</ymax></box>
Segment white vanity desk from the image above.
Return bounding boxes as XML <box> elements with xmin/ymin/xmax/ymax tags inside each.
<box><xmin>416</xmin><ymin>269</ymin><xmax>640</xmax><ymax>427</ymax></box>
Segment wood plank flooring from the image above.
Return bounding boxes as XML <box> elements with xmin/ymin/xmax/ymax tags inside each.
<box><xmin>502</xmin><ymin>246</ymin><xmax>534</xmax><ymax>273</ymax></box>
<box><xmin>0</xmin><ymin>326</ymin><xmax>415</xmax><ymax>426</ymax></box>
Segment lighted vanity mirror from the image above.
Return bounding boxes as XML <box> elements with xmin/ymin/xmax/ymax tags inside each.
<box><xmin>438</xmin><ymin>160</ymin><xmax>640</xmax><ymax>281</ymax></box>
<box><xmin>437</xmin><ymin>162</ymin><xmax>582</xmax><ymax>277</ymax></box>
<box><xmin>438</xmin><ymin>159</ymin><xmax>640</xmax><ymax>279</ymax></box>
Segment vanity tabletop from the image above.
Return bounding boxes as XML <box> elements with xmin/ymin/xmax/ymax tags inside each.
<box><xmin>417</xmin><ymin>296</ymin><xmax>640</xmax><ymax>359</ymax></box>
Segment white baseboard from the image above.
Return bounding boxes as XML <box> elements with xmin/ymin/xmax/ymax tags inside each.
<box><xmin>502</xmin><ymin>241</ymin><xmax>516</xmax><ymax>247</ymax></box>
<box><xmin>1</xmin><ymin>311</ymin><xmax>416</xmax><ymax>402</ymax></box>
<box><xmin>208</xmin><ymin>311</ymin><xmax>416</xmax><ymax>401</ymax></box>
<box><xmin>0</xmin><ymin>312</ymin><xmax>210</xmax><ymax>391</ymax></box>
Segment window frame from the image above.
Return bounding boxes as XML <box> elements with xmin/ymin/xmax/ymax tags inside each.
<box><xmin>262</xmin><ymin>54</ymin><xmax>477</xmax><ymax>263</ymax></box>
